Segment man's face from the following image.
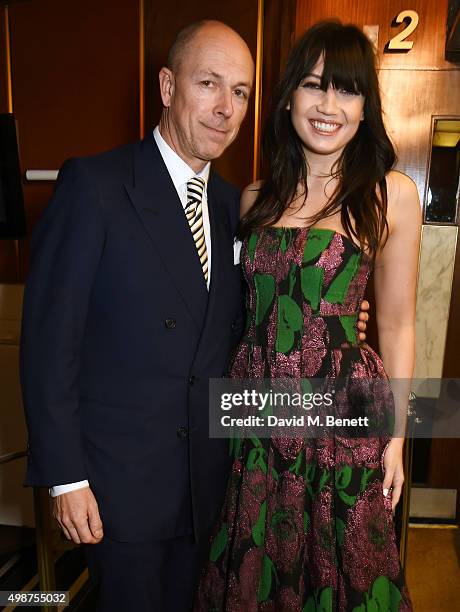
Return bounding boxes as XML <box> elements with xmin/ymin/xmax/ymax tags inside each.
<box><xmin>160</xmin><ymin>26</ymin><xmax>254</xmax><ymax>172</ymax></box>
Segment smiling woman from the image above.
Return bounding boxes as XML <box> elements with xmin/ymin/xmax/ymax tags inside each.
<box><xmin>289</xmin><ymin>60</ymin><xmax>365</xmax><ymax>155</ymax></box>
<box><xmin>239</xmin><ymin>20</ymin><xmax>395</xmax><ymax>260</ymax></box>
<box><xmin>195</xmin><ymin>19</ymin><xmax>420</xmax><ymax>612</ymax></box>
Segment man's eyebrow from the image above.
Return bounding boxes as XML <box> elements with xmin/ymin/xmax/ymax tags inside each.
<box><xmin>197</xmin><ymin>70</ymin><xmax>223</xmax><ymax>80</ymax></box>
<box><xmin>235</xmin><ymin>80</ymin><xmax>252</xmax><ymax>89</ymax></box>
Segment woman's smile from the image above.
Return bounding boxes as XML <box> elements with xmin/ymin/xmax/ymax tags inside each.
<box><xmin>309</xmin><ymin>119</ymin><xmax>343</xmax><ymax>134</ymax></box>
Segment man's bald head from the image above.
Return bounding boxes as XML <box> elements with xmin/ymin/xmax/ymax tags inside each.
<box><xmin>167</xmin><ymin>20</ymin><xmax>252</xmax><ymax>74</ymax></box>
<box><xmin>158</xmin><ymin>19</ymin><xmax>254</xmax><ymax>172</ymax></box>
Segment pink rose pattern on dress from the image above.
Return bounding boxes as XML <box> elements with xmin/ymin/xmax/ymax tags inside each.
<box><xmin>343</xmin><ymin>481</ymin><xmax>400</xmax><ymax>592</ymax></box>
<box><xmin>305</xmin><ymin>486</ymin><xmax>338</xmax><ymax>590</ymax></box>
<box><xmin>266</xmin><ymin>472</ymin><xmax>305</xmax><ymax>573</ymax></box>
<box><xmin>194</xmin><ymin>228</ymin><xmax>412</xmax><ymax>611</ymax></box>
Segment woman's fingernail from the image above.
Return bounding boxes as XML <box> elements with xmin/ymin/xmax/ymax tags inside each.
<box><xmin>383</xmin><ymin>488</ymin><xmax>389</xmax><ymax>497</ymax></box>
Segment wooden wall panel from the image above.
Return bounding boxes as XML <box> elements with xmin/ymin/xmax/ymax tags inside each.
<box><xmin>144</xmin><ymin>0</ymin><xmax>259</xmax><ymax>189</ymax></box>
<box><xmin>259</xmin><ymin>0</ymin><xmax>297</xmax><ymax>176</ymax></box>
<box><xmin>0</xmin><ymin>7</ymin><xmax>17</xmax><ymax>281</ymax></box>
<box><xmin>10</xmin><ymin>0</ymin><xmax>140</xmax><ymax>166</ymax></box>
<box><xmin>1</xmin><ymin>0</ymin><xmax>140</xmax><ymax>281</ymax></box>
<box><xmin>295</xmin><ymin>0</ymin><xmax>451</xmax><ymax>70</ymax></box>
<box><xmin>378</xmin><ymin>70</ymin><xmax>460</xmax><ymax>196</ymax></box>
<box><xmin>0</xmin><ymin>7</ymin><xmax>9</xmax><ymax>114</ymax></box>
<box><xmin>0</xmin><ymin>242</ymin><xmax>18</xmax><ymax>283</ymax></box>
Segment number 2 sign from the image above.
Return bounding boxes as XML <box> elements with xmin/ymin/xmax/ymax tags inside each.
<box><xmin>387</xmin><ymin>10</ymin><xmax>419</xmax><ymax>51</ymax></box>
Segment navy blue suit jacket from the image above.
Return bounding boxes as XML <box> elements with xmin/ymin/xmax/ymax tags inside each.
<box><xmin>20</xmin><ymin>134</ymin><xmax>245</xmax><ymax>542</ymax></box>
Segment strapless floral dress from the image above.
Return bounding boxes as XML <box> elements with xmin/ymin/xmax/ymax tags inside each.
<box><xmin>195</xmin><ymin>227</ymin><xmax>412</xmax><ymax>611</ymax></box>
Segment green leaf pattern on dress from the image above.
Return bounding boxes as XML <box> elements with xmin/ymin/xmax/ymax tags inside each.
<box><xmin>324</xmin><ymin>253</ymin><xmax>361</xmax><ymax>304</ymax></box>
<box><xmin>301</xmin><ymin>266</ymin><xmax>324</xmax><ymax>312</ymax></box>
<box><xmin>209</xmin><ymin>523</ymin><xmax>228</xmax><ymax>563</ymax></box>
<box><xmin>252</xmin><ymin>500</ymin><xmax>267</xmax><ymax>546</ymax></box>
<box><xmin>254</xmin><ymin>273</ymin><xmax>276</xmax><ymax>325</ymax></box>
<box><xmin>302</xmin><ymin>229</ymin><xmax>334</xmax><ymax>263</ymax></box>
<box><xmin>276</xmin><ymin>294</ymin><xmax>303</xmax><ymax>353</ymax></box>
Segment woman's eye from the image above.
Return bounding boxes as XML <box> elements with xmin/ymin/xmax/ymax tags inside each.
<box><xmin>302</xmin><ymin>81</ymin><xmax>320</xmax><ymax>89</ymax></box>
<box><xmin>339</xmin><ymin>88</ymin><xmax>359</xmax><ymax>96</ymax></box>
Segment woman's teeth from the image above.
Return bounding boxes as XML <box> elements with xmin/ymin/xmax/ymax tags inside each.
<box><xmin>310</xmin><ymin>120</ymin><xmax>341</xmax><ymax>133</ymax></box>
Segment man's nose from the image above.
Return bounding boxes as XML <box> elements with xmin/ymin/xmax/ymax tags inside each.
<box><xmin>215</xmin><ymin>88</ymin><xmax>234</xmax><ymax>118</ymax></box>
<box><xmin>316</xmin><ymin>86</ymin><xmax>339</xmax><ymax>115</ymax></box>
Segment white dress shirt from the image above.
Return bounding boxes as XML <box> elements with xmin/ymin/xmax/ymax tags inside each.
<box><xmin>50</xmin><ymin>127</ymin><xmax>212</xmax><ymax>497</ymax></box>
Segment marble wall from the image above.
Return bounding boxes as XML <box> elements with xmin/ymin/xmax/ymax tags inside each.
<box><xmin>414</xmin><ymin>225</ymin><xmax>458</xmax><ymax>395</ymax></box>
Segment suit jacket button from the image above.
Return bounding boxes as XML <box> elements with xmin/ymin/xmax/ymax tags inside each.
<box><xmin>188</xmin><ymin>375</ymin><xmax>196</xmax><ymax>385</ymax></box>
<box><xmin>165</xmin><ymin>318</ymin><xmax>176</xmax><ymax>329</ymax></box>
<box><xmin>177</xmin><ymin>427</ymin><xmax>188</xmax><ymax>440</ymax></box>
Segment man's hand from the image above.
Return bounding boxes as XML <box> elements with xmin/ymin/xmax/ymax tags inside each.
<box><xmin>357</xmin><ymin>299</ymin><xmax>370</xmax><ymax>341</ymax></box>
<box><xmin>53</xmin><ymin>487</ymin><xmax>104</xmax><ymax>544</ymax></box>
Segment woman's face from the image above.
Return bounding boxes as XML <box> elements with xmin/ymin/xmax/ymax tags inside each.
<box><xmin>288</xmin><ymin>56</ymin><xmax>365</xmax><ymax>160</ymax></box>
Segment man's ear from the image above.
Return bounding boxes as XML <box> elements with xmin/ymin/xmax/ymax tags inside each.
<box><xmin>159</xmin><ymin>67</ymin><xmax>175</xmax><ymax>108</ymax></box>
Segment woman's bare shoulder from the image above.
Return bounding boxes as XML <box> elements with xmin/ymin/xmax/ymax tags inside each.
<box><xmin>385</xmin><ymin>169</ymin><xmax>418</xmax><ymax>197</ymax></box>
<box><xmin>384</xmin><ymin>170</ymin><xmax>421</xmax><ymax>232</ymax></box>
<box><xmin>240</xmin><ymin>180</ymin><xmax>264</xmax><ymax>217</ymax></box>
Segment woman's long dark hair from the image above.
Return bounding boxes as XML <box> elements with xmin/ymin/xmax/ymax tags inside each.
<box><xmin>239</xmin><ymin>20</ymin><xmax>396</xmax><ymax>259</ymax></box>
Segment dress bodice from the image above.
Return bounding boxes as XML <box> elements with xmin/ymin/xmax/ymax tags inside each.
<box><xmin>244</xmin><ymin>226</ymin><xmax>371</xmax><ymax>339</ymax></box>
<box><xmin>229</xmin><ymin>227</ymin><xmax>377</xmax><ymax>379</ymax></box>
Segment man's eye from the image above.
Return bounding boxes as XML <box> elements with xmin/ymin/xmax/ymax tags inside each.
<box><xmin>201</xmin><ymin>80</ymin><xmax>213</xmax><ymax>87</ymax></box>
<box><xmin>234</xmin><ymin>89</ymin><xmax>247</xmax><ymax>99</ymax></box>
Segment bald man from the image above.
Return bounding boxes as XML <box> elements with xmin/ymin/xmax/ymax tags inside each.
<box><xmin>21</xmin><ymin>20</ymin><xmax>254</xmax><ymax>611</ymax></box>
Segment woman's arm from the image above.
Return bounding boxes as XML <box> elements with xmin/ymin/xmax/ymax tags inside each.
<box><xmin>374</xmin><ymin>170</ymin><xmax>422</xmax><ymax>508</ymax></box>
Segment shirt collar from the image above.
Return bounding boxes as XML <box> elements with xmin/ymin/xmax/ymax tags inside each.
<box><xmin>153</xmin><ymin>126</ymin><xmax>210</xmax><ymax>193</ymax></box>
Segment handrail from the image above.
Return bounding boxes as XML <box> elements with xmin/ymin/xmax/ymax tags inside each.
<box><xmin>0</xmin><ymin>448</ymin><xmax>58</xmax><ymax>610</ymax></box>
<box><xmin>34</xmin><ymin>487</ymin><xmax>57</xmax><ymax>611</ymax></box>
<box><xmin>0</xmin><ymin>450</ymin><xmax>27</xmax><ymax>465</ymax></box>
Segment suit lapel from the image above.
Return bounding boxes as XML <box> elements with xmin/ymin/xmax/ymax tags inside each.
<box><xmin>124</xmin><ymin>136</ymin><xmax>208</xmax><ymax>330</ymax></box>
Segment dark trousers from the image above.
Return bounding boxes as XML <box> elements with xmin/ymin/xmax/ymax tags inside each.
<box><xmin>85</xmin><ymin>534</ymin><xmax>206</xmax><ymax>612</ymax></box>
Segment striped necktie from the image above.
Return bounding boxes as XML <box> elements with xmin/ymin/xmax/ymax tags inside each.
<box><xmin>185</xmin><ymin>177</ymin><xmax>208</xmax><ymax>284</ymax></box>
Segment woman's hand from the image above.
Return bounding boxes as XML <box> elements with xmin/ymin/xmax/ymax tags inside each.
<box><xmin>357</xmin><ymin>299</ymin><xmax>369</xmax><ymax>341</ymax></box>
<box><xmin>382</xmin><ymin>439</ymin><xmax>405</xmax><ymax>511</ymax></box>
